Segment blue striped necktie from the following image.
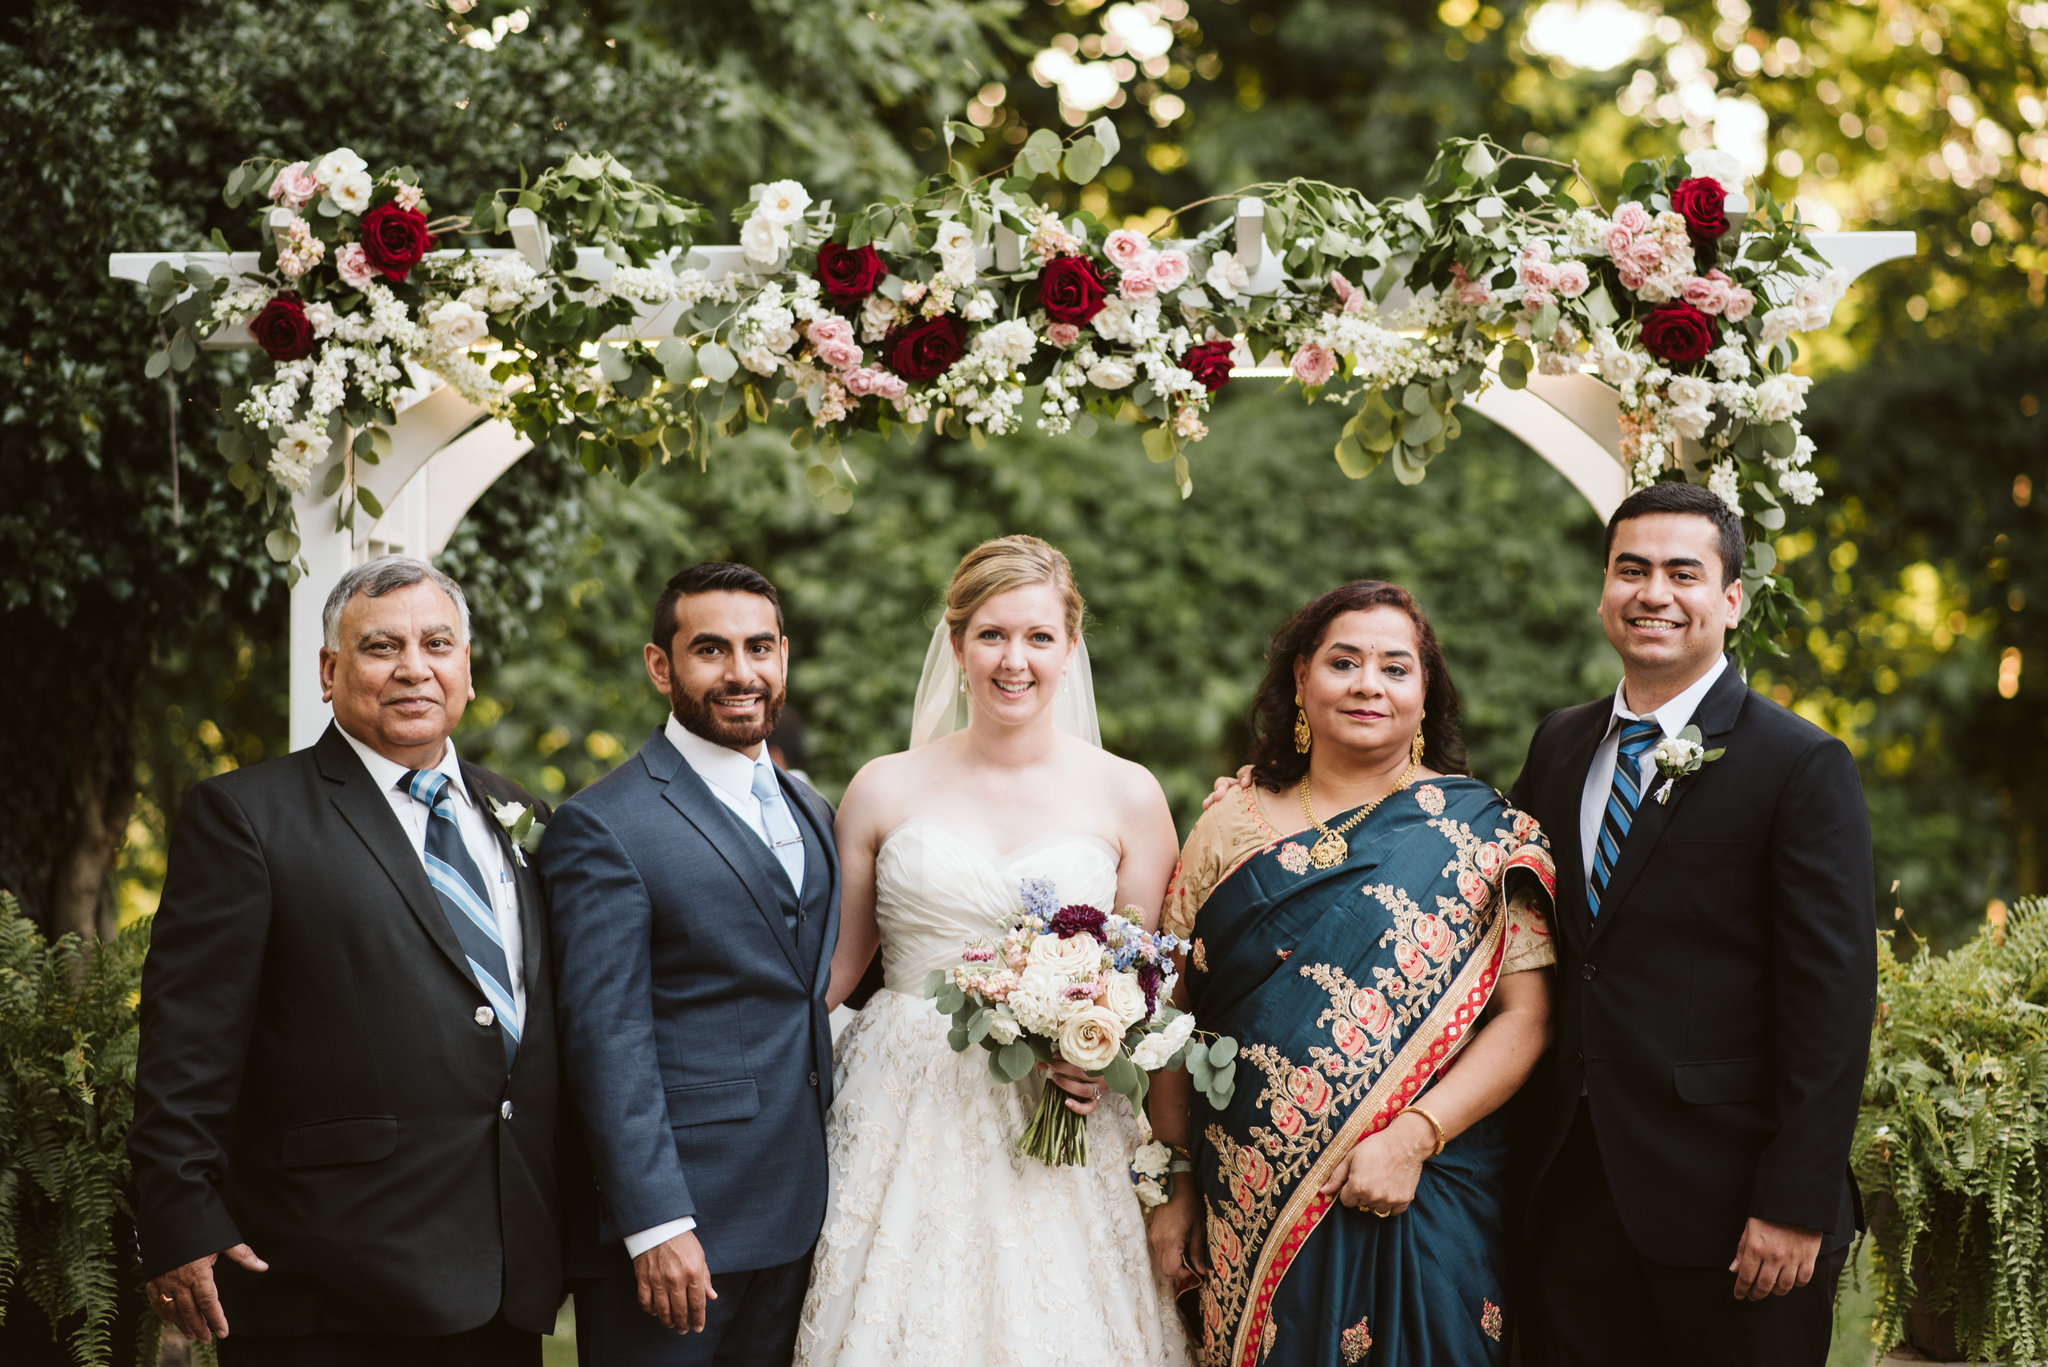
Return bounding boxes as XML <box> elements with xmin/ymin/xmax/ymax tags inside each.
<box><xmin>403</xmin><ymin>768</ymin><xmax>519</xmax><ymax>1069</ymax></box>
<box><xmin>1588</xmin><ymin>718</ymin><xmax>1663</xmax><ymax>918</ymax></box>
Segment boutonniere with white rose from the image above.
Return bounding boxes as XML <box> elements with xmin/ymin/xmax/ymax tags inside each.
<box><xmin>488</xmin><ymin>797</ymin><xmax>545</xmax><ymax>865</ymax></box>
<box><xmin>1650</xmin><ymin>726</ymin><xmax>1725</xmax><ymax>805</ymax></box>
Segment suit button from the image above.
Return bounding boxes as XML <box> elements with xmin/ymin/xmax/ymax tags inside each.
<box><xmin>500</xmin><ymin>1100</ymin><xmax>514</xmax><ymax>1121</ymax></box>
<box><xmin>808</xmin><ymin>1070</ymin><xmax>820</xmax><ymax>1088</ymax></box>
<box><xmin>1580</xmin><ymin>963</ymin><xmax>1598</xmax><ymax>980</ymax></box>
<box><xmin>475</xmin><ymin>1006</ymin><xmax>495</xmax><ymax>1027</ymax></box>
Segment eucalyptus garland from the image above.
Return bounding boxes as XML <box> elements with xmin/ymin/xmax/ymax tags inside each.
<box><xmin>140</xmin><ymin>120</ymin><xmax>1844</xmax><ymax>655</ymax></box>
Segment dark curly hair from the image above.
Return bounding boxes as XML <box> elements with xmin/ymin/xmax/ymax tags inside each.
<box><xmin>1246</xmin><ymin>581</ymin><xmax>1468</xmax><ymax>791</ymax></box>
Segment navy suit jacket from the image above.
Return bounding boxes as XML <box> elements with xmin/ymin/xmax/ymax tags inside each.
<box><xmin>540</xmin><ymin>727</ymin><xmax>839</xmax><ymax>1278</ymax></box>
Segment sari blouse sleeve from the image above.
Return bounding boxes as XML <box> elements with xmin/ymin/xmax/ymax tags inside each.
<box><xmin>1501</xmin><ymin>879</ymin><xmax>1557</xmax><ymax>975</ymax></box>
<box><xmin>1161</xmin><ymin>788</ymin><xmax>1277</xmax><ymax>940</ymax></box>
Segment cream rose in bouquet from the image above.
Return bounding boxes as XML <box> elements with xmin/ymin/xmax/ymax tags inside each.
<box><xmin>926</xmin><ymin>876</ymin><xmax>1238</xmax><ymax>1168</ymax></box>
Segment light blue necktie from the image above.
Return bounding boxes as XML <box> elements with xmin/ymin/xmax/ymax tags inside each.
<box><xmin>403</xmin><ymin>768</ymin><xmax>519</xmax><ymax>1068</ymax></box>
<box><xmin>750</xmin><ymin>763</ymin><xmax>807</xmax><ymax>902</ymax></box>
<box><xmin>1587</xmin><ymin>718</ymin><xmax>1662</xmax><ymax>918</ymax></box>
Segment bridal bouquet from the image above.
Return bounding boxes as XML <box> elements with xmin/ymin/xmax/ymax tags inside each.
<box><xmin>925</xmin><ymin>877</ymin><xmax>1238</xmax><ymax>1167</ymax></box>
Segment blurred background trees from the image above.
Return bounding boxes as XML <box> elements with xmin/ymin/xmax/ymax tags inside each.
<box><xmin>4</xmin><ymin>0</ymin><xmax>2040</xmax><ymax>950</ymax></box>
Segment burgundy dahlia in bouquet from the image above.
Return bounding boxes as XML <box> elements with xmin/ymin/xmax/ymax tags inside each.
<box><xmin>927</xmin><ymin>876</ymin><xmax>1237</xmax><ymax>1168</ymax></box>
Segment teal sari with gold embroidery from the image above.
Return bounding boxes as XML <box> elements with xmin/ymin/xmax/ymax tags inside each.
<box><xmin>1183</xmin><ymin>777</ymin><xmax>1554</xmax><ymax>1367</ymax></box>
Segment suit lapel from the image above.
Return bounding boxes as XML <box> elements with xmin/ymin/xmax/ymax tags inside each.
<box><xmin>642</xmin><ymin>733</ymin><xmax>809</xmax><ymax>981</ymax></box>
<box><xmin>315</xmin><ymin>725</ymin><xmax>475</xmax><ymax>990</ymax></box>
<box><xmin>1589</xmin><ymin>662</ymin><xmax>1749</xmax><ymax>942</ymax></box>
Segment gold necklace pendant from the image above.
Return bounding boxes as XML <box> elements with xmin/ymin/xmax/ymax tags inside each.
<box><xmin>1309</xmin><ymin>830</ymin><xmax>1349</xmax><ymax>869</ymax></box>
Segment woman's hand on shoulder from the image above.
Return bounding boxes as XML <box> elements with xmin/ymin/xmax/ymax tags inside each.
<box><xmin>1200</xmin><ymin>766</ymin><xmax>1257</xmax><ymax>812</ymax></box>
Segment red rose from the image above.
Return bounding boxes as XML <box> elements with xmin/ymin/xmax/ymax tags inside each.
<box><xmin>358</xmin><ymin>201</ymin><xmax>434</xmax><ymax>282</ymax></box>
<box><xmin>1182</xmin><ymin>338</ymin><xmax>1236</xmax><ymax>392</ymax></box>
<box><xmin>815</xmin><ymin>243</ymin><xmax>888</xmax><ymax>303</ymax></box>
<box><xmin>882</xmin><ymin>316</ymin><xmax>966</xmax><ymax>382</ymax></box>
<box><xmin>1036</xmin><ymin>254</ymin><xmax>1107</xmax><ymax>325</ymax></box>
<box><xmin>249</xmin><ymin>292</ymin><xmax>314</xmax><ymax>362</ymax></box>
<box><xmin>1670</xmin><ymin>176</ymin><xmax>1729</xmax><ymax>246</ymax></box>
<box><xmin>1639</xmin><ymin>301</ymin><xmax>1719</xmax><ymax>366</ymax></box>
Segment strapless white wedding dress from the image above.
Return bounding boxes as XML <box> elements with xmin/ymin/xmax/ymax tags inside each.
<box><xmin>795</xmin><ymin>819</ymin><xmax>1193</xmax><ymax>1367</ymax></box>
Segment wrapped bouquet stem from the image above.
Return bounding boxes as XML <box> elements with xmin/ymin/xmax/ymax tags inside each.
<box><xmin>925</xmin><ymin>878</ymin><xmax>1238</xmax><ymax>1173</ymax></box>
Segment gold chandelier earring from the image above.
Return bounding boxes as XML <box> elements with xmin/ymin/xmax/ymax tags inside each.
<box><xmin>1294</xmin><ymin>695</ymin><xmax>1312</xmax><ymax>754</ymax></box>
<box><xmin>1411</xmin><ymin>708</ymin><xmax>1427</xmax><ymax>767</ymax></box>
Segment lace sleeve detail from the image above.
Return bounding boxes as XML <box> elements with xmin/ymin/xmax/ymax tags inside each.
<box><xmin>1161</xmin><ymin>789</ymin><xmax>1273</xmax><ymax>940</ymax></box>
<box><xmin>1501</xmin><ymin>881</ymin><xmax>1556</xmax><ymax>975</ymax></box>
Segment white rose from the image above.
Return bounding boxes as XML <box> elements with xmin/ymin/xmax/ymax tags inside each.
<box><xmin>740</xmin><ymin>216</ymin><xmax>789</xmax><ymax>265</ymax></box>
<box><xmin>310</xmin><ymin>148</ymin><xmax>367</xmax><ymax>186</ymax></box>
<box><xmin>1131</xmin><ymin>1009</ymin><xmax>1196</xmax><ymax>1068</ymax></box>
<box><xmin>1652</xmin><ymin>736</ymin><xmax>1702</xmax><ymax>769</ymax></box>
<box><xmin>1131</xmin><ymin>1141</ymin><xmax>1172</xmax><ymax>1178</ymax></box>
<box><xmin>1753</xmin><ymin>372</ymin><xmax>1811</xmax><ymax>423</ymax></box>
<box><xmin>1057</xmin><ymin>1005</ymin><xmax>1125</xmax><ymax>1071</ymax></box>
<box><xmin>268</xmin><ymin>422</ymin><xmax>326</xmax><ymax>492</ymax></box>
<box><xmin>934</xmin><ymin>219</ymin><xmax>978</xmax><ymax>287</ymax></box>
<box><xmin>1666</xmin><ymin>376</ymin><xmax>1713</xmax><ymax>409</ymax></box>
<box><xmin>327</xmin><ymin>171</ymin><xmax>373</xmax><ymax>215</ymax></box>
<box><xmin>1205</xmin><ymin>253</ymin><xmax>1250</xmax><ymax>300</ymax></box>
<box><xmin>1667</xmin><ymin>404</ymin><xmax>1712</xmax><ymax>440</ymax></box>
<box><xmin>754</xmin><ymin>179</ymin><xmax>812</xmax><ymax>228</ymax></box>
<box><xmin>1028</xmin><ymin>932</ymin><xmax>1103</xmax><ymax>978</ymax></box>
<box><xmin>1133</xmin><ymin>1176</ymin><xmax>1169</xmax><ymax>1209</ymax></box>
<box><xmin>960</xmin><ymin>290</ymin><xmax>998</xmax><ymax>322</ymax></box>
<box><xmin>1086</xmin><ymin>357</ymin><xmax>1136</xmax><ymax>390</ymax></box>
<box><xmin>1103</xmin><ymin>973</ymin><xmax>1148</xmax><ymax>1031</ymax></box>
<box><xmin>974</xmin><ymin>319</ymin><xmax>1037</xmax><ymax>367</ymax></box>
<box><xmin>985</xmin><ymin>1010</ymin><xmax>1022</xmax><ymax>1045</ymax></box>
<box><xmin>303</xmin><ymin>301</ymin><xmax>337</xmax><ymax>338</ymax></box>
<box><xmin>1598</xmin><ymin>345</ymin><xmax>1644</xmax><ymax>389</ymax></box>
<box><xmin>425</xmin><ymin>300</ymin><xmax>490</xmax><ymax>349</ymax></box>
<box><xmin>1685</xmin><ymin>148</ymin><xmax>1747</xmax><ymax>195</ymax></box>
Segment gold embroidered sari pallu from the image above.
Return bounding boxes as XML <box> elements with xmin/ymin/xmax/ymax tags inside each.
<box><xmin>1178</xmin><ymin>779</ymin><xmax>1555</xmax><ymax>1367</ymax></box>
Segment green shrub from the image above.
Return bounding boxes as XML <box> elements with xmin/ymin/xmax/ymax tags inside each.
<box><xmin>1854</xmin><ymin>895</ymin><xmax>2048</xmax><ymax>1359</ymax></box>
<box><xmin>0</xmin><ymin>895</ymin><xmax>155</xmax><ymax>1366</ymax></box>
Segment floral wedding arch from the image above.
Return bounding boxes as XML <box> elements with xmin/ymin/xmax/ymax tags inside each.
<box><xmin>110</xmin><ymin>120</ymin><xmax>1912</xmax><ymax>747</ymax></box>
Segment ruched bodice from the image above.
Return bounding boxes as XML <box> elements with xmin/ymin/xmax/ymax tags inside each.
<box><xmin>874</xmin><ymin>819</ymin><xmax>1120</xmax><ymax>993</ymax></box>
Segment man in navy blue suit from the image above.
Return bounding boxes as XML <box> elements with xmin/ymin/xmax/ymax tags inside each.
<box><xmin>541</xmin><ymin>563</ymin><xmax>840</xmax><ymax>1367</ymax></box>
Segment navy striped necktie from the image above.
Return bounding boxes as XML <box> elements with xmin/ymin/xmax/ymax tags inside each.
<box><xmin>1588</xmin><ymin>718</ymin><xmax>1662</xmax><ymax>918</ymax></box>
<box><xmin>403</xmin><ymin>768</ymin><xmax>519</xmax><ymax>1069</ymax></box>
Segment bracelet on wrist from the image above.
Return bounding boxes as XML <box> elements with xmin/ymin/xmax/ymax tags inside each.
<box><xmin>1405</xmin><ymin>1104</ymin><xmax>1447</xmax><ymax>1157</ymax></box>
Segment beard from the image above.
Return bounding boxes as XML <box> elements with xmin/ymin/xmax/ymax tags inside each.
<box><xmin>672</xmin><ymin>677</ymin><xmax>786</xmax><ymax>750</ymax></box>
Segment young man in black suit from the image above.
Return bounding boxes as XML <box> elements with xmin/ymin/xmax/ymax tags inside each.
<box><xmin>130</xmin><ymin>556</ymin><xmax>561</xmax><ymax>1364</ymax></box>
<box><xmin>1508</xmin><ymin>482</ymin><xmax>1875</xmax><ymax>1367</ymax></box>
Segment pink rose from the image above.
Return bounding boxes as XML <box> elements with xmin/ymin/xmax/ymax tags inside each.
<box><xmin>1614</xmin><ymin>202</ymin><xmax>1652</xmax><ymax>234</ymax></box>
<box><xmin>1681</xmin><ymin>274</ymin><xmax>1728</xmax><ymax>316</ymax></box>
<box><xmin>1118</xmin><ymin>262</ymin><xmax>1159</xmax><ymax>300</ymax></box>
<box><xmin>335</xmin><ymin>242</ymin><xmax>376</xmax><ymax>291</ymax></box>
<box><xmin>1520</xmin><ymin>259</ymin><xmax>1557</xmax><ymax>292</ymax></box>
<box><xmin>1045</xmin><ymin>322</ymin><xmax>1081</xmax><ymax>347</ymax></box>
<box><xmin>1627</xmin><ymin>239</ymin><xmax>1666</xmax><ymax>274</ymax></box>
<box><xmin>1449</xmin><ymin>263</ymin><xmax>1490</xmax><ymax>306</ymax></box>
<box><xmin>1104</xmin><ymin>228</ymin><xmax>1151</xmax><ymax>269</ymax></box>
<box><xmin>843</xmin><ymin>366</ymin><xmax>882</xmax><ymax>396</ymax></box>
<box><xmin>1722</xmin><ymin>285</ymin><xmax>1755</xmax><ymax>322</ymax></box>
<box><xmin>1522</xmin><ymin>286</ymin><xmax>1554</xmax><ymax>313</ymax></box>
<box><xmin>1290</xmin><ymin>342</ymin><xmax>1337</xmax><ymax>387</ymax></box>
<box><xmin>1556</xmin><ymin>262</ymin><xmax>1590</xmax><ymax>298</ymax></box>
<box><xmin>1152</xmin><ymin>249</ymin><xmax>1191</xmax><ymax>292</ymax></box>
<box><xmin>269</xmin><ymin>161</ymin><xmax>319</xmax><ymax>211</ymax></box>
<box><xmin>807</xmin><ymin>315</ymin><xmax>862</xmax><ymax>371</ymax></box>
<box><xmin>1521</xmin><ymin>241</ymin><xmax>1552</xmax><ymax>264</ymax></box>
<box><xmin>1617</xmin><ymin>261</ymin><xmax>1648</xmax><ymax>292</ymax></box>
<box><xmin>1329</xmin><ymin>270</ymin><xmax>1365</xmax><ymax>315</ymax></box>
<box><xmin>1602</xmin><ymin>226</ymin><xmax>1635</xmax><ymax>260</ymax></box>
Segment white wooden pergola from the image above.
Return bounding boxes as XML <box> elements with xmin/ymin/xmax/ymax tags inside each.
<box><xmin>111</xmin><ymin>207</ymin><xmax>1914</xmax><ymax>749</ymax></box>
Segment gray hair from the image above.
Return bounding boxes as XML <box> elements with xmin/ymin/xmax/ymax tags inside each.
<box><xmin>322</xmin><ymin>555</ymin><xmax>472</xmax><ymax>651</ymax></box>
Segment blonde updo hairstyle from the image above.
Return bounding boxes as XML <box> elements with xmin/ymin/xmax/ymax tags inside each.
<box><xmin>943</xmin><ymin>535</ymin><xmax>1085</xmax><ymax>646</ymax></box>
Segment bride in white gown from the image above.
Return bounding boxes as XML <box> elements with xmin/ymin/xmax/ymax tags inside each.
<box><xmin>796</xmin><ymin>536</ymin><xmax>1194</xmax><ymax>1367</ymax></box>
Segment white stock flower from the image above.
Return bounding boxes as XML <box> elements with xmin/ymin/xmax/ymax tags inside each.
<box><xmin>741</xmin><ymin>216</ymin><xmax>789</xmax><ymax>265</ymax></box>
<box><xmin>1706</xmin><ymin>344</ymin><xmax>1751</xmax><ymax>381</ymax></box>
<box><xmin>1103</xmin><ymin>973</ymin><xmax>1148</xmax><ymax>1030</ymax></box>
<box><xmin>1057</xmin><ymin>1005</ymin><xmax>1125</xmax><ymax>1071</ymax></box>
<box><xmin>1779</xmin><ymin>469</ymin><xmax>1821</xmax><ymax>504</ymax></box>
<box><xmin>425</xmin><ymin>300</ymin><xmax>491</xmax><ymax>349</ymax></box>
<box><xmin>960</xmin><ymin>290</ymin><xmax>999</xmax><ymax>322</ymax></box>
<box><xmin>310</xmin><ymin>148</ymin><xmax>367</xmax><ymax>185</ymax></box>
<box><xmin>974</xmin><ymin>318</ymin><xmax>1037</xmax><ymax>367</ymax></box>
<box><xmin>1652</xmin><ymin>735</ymin><xmax>1704</xmax><ymax>770</ymax></box>
<box><xmin>327</xmin><ymin>171</ymin><xmax>373</xmax><ymax>215</ymax></box>
<box><xmin>754</xmin><ymin>179</ymin><xmax>812</xmax><ymax>227</ymax></box>
<box><xmin>1708</xmin><ymin>461</ymin><xmax>1743</xmax><ymax>514</ymax></box>
<box><xmin>1008</xmin><ymin>966</ymin><xmax>1068</xmax><ymax>1036</ymax></box>
<box><xmin>1086</xmin><ymin>357</ymin><xmax>1136</xmax><ymax>390</ymax></box>
<box><xmin>934</xmin><ymin>219</ymin><xmax>978</xmax><ymax>287</ymax></box>
<box><xmin>1685</xmin><ymin>148</ymin><xmax>1747</xmax><ymax>194</ymax></box>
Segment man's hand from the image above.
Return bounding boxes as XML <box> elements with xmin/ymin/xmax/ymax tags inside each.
<box><xmin>145</xmin><ymin>1244</ymin><xmax>268</xmax><ymax>1343</ymax></box>
<box><xmin>1728</xmin><ymin>1217</ymin><xmax>1823</xmax><ymax>1300</ymax></box>
<box><xmin>1200</xmin><ymin>767</ymin><xmax>1257</xmax><ymax>812</ymax></box>
<box><xmin>635</xmin><ymin>1229</ymin><xmax>717</xmax><ymax>1334</ymax></box>
<box><xmin>1147</xmin><ymin>1181</ymin><xmax>1211</xmax><ymax>1284</ymax></box>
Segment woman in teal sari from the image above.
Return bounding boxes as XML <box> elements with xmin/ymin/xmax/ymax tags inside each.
<box><xmin>1146</xmin><ymin>582</ymin><xmax>1557</xmax><ymax>1367</ymax></box>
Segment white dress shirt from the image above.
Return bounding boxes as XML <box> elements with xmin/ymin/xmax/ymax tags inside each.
<box><xmin>623</xmin><ymin>718</ymin><xmax>808</xmax><ymax>1260</ymax></box>
<box><xmin>337</xmin><ymin>727</ymin><xmax>527</xmax><ymax>1026</ymax></box>
<box><xmin>1577</xmin><ymin>654</ymin><xmax>1729</xmax><ymax>884</ymax></box>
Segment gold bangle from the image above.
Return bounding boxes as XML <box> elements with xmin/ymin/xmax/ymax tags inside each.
<box><xmin>1406</xmin><ymin>1105</ymin><xmax>1447</xmax><ymax>1157</ymax></box>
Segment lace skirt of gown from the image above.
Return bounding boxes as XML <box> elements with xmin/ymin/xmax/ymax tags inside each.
<box><xmin>795</xmin><ymin>985</ymin><xmax>1194</xmax><ymax>1367</ymax></box>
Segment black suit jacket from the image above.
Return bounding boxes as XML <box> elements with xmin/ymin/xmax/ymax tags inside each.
<box><xmin>129</xmin><ymin>723</ymin><xmax>563</xmax><ymax>1335</ymax></box>
<box><xmin>1507</xmin><ymin>661</ymin><xmax>1875</xmax><ymax>1266</ymax></box>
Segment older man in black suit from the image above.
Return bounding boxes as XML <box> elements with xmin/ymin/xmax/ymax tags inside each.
<box><xmin>1508</xmin><ymin>483</ymin><xmax>1876</xmax><ymax>1367</ymax></box>
<box><xmin>130</xmin><ymin>556</ymin><xmax>561</xmax><ymax>1365</ymax></box>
